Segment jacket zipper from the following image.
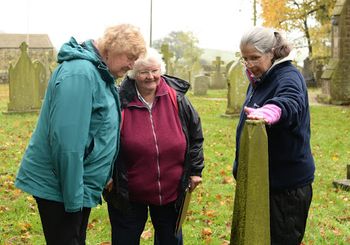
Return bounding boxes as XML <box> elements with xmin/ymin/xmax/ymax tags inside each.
<box><xmin>148</xmin><ymin>108</ymin><xmax>162</xmax><ymax>205</ymax></box>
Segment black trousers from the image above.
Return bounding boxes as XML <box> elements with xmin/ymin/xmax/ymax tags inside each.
<box><xmin>270</xmin><ymin>184</ymin><xmax>313</xmax><ymax>245</ymax></box>
<box><xmin>35</xmin><ymin>197</ymin><xmax>91</xmax><ymax>245</ymax></box>
<box><xmin>107</xmin><ymin>201</ymin><xmax>183</xmax><ymax>245</ymax></box>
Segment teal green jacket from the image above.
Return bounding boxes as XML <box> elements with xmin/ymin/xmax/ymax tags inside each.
<box><xmin>15</xmin><ymin>37</ymin><xmax>121</xmax><ymax>212</ymax></box>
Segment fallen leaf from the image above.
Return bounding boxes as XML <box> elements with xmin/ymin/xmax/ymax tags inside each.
<box><xmin>221</xmin><ymin>240</ymin><xmax>230</xmax><ymax>245</ymax></box>
<box><xmin>222</xmin><ymin>176</ymin><xmax>233</xmax><ymax>184</ymax></box>
<box><xmin>201</xmin><ymin>227</ymin><xmax>213</xmax><ymax>237</ymax></box>
<box><xmin>19</xmin><ymin>222</ymin><xmax>32</xmax><ymax>233</ymax></box>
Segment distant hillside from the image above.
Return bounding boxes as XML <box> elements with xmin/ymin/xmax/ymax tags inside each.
<box><xmin>200</xmin><ymin>48</ymin><xmax>238</xmax><ymax>64</ymax></box>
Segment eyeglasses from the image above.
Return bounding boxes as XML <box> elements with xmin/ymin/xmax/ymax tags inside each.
<box><xmin>138</xmin><ymin>69</ymin><xmax>160</xmax><ymax>77</ymax></box>
<box><xmin>239</xmin><ymin>56</ymin><xmax>263</xmax><ymax>67</ymax></box>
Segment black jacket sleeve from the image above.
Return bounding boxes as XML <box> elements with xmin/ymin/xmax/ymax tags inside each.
<box><xmin>181</xmin><ymin>96</ymin><xmax>204</xmax><ymax>176</ymax></box>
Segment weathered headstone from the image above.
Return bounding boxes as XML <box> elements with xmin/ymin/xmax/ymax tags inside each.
<box><xmin>224</xmin><ymin>60</ymin><xmax>249</xmax><ymax>117</ymax></box>
<box><xmin>7</xmin><ymin>42</ymin><xmax>45</xmax><ymax>113</ymax></box>
<box><xmin>319</xmin><ymin>0</ymin><xmax>350</xmax><ymax>105</ymax></box>
<box><xmin>34</xmin><ymin>60</ymin><xmax>48</xmax><ymax>100</ymax></box>
<box><xmin>333</xmin><ymin>164</ymin><xmax>350</xmax><ymax>191</ymax></box>
<box><xmin>302</xmin><ymin>57</ymin><xmax>316</xmax><ymax>87</ymax></box>
<box><xmin>193</xmin><ymin>75</ymin><xmax>209</xmax><ymax>96</ymax></box>
<box><xmin>231</xmin><ymin>120</ymin><xmax>270</xmax><ymax>245</ymax></box>
<box><xmin>210</xmin><ymin>56</ymin><xmax>226</xmax><ymax>89</ymax></box>
<box><xmin>190</xmin><ymin>59</ymin><xmax>203</xmax><ymax>86</ymax></box>
<box><xmin>160</xmin><ymin>43</ymin><xmax>174</xmax><ymax>75</ymax></box>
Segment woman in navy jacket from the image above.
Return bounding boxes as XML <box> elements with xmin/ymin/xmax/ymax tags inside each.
<box><xmin>233</xmin><ymin>26</ymin><xmax>315</xmax><ymax>245</ymax></box>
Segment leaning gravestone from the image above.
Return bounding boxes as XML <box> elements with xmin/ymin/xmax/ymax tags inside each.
<box><xmin>210</xmin><ymin>56</ymin><xmax>226</xmax><ymax>89</ymax></box>
<box><xmin>224</xmin><ymin>60</ymin><xmax>249</xmax><ymax>117</ymax></box>
<box><xmin>7</xmin><ymin>42</ymin><xmax>45</xmax><ymax>113</ymax></box>
<box><xmin>193</xmin><ymin>75</ymin><xmax>209</xmax><ymax>96</ymax></box>
<box><xmin>319</xmin><ymin>0</ymin><xmax>350</xmax><ymax>104</ymax></box>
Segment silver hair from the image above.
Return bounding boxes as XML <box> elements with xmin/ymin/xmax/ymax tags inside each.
<box><xmin>240</xmin><ymin>26</ymin><xmax>292</xmax><ymax>59</ymax></box>
<box><xmin>127</xmin><ymin>47</ymin><xmax>166</xmax><ymax>79</ymax></box>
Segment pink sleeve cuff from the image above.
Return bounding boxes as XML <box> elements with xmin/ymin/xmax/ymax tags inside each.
<box><xmin>259</xmin><ymin>104</ymin><xmax>282</xmax><ymax>124</ymax></box>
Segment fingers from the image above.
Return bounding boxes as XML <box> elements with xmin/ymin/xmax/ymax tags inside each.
<box><xmin>244</xmin><ymin>106</ymin><xmax>254</xmax><ymax>114</ymax></box>
<box><xmin>244</xmin><ymin>106</ymin><xmax>265</xmax><ymax>121</ymax></box>
<box><xmin>105</xmin><ymin>179</ymin><xmax>113</xmax><ymax>192</ymax></box>
<box><xmin>189</xmin><ymin>176</ymin><xmax>202</xmax><ymax>192</ymax></box>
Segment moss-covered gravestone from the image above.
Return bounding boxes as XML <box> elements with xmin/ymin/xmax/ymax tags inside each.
<box><xmin>224</xmin><ymin>60</ymin><xmax>249</xmax><ymax>117</ymax></box>
<box><xmin>231</xmin><ymin>120</ymin><xmax>270</xmax><ymax>245</ymax></box>
<box><xmin>7</xmin><ymin>42</ymin><xmax>45</xmax><ymax>113</ymax></box>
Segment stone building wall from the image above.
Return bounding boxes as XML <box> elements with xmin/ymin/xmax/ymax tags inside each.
<box><xmin>320</xmin><ymin>0</ymin><xmax>350</xmax><ymax>104</ymax></box>
<box><xmin>331</xmin><ymin>0</ymin><xmax>350</xmax><ymax>104</ymax></box>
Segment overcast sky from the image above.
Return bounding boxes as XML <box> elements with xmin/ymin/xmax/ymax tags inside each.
<box><xmin>0</xmin><ymin>0</ymin><xmax>255</xmax><ymax>51</ymax></box>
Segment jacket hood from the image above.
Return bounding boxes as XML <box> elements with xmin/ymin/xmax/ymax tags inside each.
<box><xmin>57</xmin><ymin>37</ymin><xmax>115</xmax><ymax>83</ymax></box>
<box><xmin>57</xmin><ymin>37</ymin><xmax>99</xmax><ymax>64</ymax></box>
<box><xmin>119</xmin><ymin>75</ymin><xmax>190</xmax><ymax>109</ymax></box>
<box><xmin>162</xmin><ymin>75</ymin><xmax>190</xmax><ymax>95</ymax></box>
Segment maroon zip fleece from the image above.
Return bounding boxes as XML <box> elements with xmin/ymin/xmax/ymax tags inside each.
<box><xmin>120</xmin><ymin>79</ymin><xmax>186</xmax><ymax>205</ymax></box>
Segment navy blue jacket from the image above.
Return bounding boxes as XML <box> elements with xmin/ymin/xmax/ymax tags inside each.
<box><xmin>233</xmin><ymin>60</ymin><xmax>315</xmax><ymax>190</ymax></box>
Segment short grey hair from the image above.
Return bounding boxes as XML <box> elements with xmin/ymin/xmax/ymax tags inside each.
<box><xmin>128</xmin><ymin>47</ymin><xmax>166</xmax><ymax>79</ymax></box>
<box><xmin>240</xmin><ymin>26</ymin><xmax>292</xmax><ymax>59</ymax></box>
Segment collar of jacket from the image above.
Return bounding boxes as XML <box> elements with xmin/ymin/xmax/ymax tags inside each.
<box><xmin>119</xmin><ymin>75</ymin><xmax>190</xmax><ymax>109</ymax></box>
<box><xmin>253</xmin><ymin>59</ymin><xmax>292</xmax><ymax>88</ymax></box>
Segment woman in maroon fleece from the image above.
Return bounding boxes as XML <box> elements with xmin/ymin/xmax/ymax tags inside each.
<box><xmin>104</xmin><ymin>47</ymin><xmax>204</xmax><ymax>245</ymax></box>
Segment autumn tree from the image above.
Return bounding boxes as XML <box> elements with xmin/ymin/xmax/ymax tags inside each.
<box><xmin>259</xmin><ymin>0</ymin><xmax>337</xmax><ymax>58</ymax></box>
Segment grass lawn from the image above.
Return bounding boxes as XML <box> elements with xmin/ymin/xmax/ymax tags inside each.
<box><xmin>0</xmin><ymin>84</ymin><xmax>349</xmax><ymax>244</ymax></box>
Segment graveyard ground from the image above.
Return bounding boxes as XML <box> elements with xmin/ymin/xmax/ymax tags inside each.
<box><xmin>0</xmin><ymin>84</ymin><xmax>349</xmax><ymax>244</ymax></box>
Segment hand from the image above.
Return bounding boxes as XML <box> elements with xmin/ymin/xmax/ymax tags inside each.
<box><xmin>244</xmin><ymin>104</ymin><xmax>281</xmax><ymax>125</ymax></box>
<box><xmin>244</xmin><ymin>106</ymin><xmax>265</xmax><ymax>120</ymax></box>
<box><xmin>105</xmin><ymin>178</ymin><xmax>113</xmax><ymax>192</ymax></box>
<box><xmin>189</xmin><ymin>176</ymin><xmax>202</xmax><ymax>192</ymax></box>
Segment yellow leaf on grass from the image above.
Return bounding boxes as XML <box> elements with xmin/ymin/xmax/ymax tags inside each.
<box><xmin>19</xmin><ymin>222</ymin><xmax>32</xmax><ymax>233</ymax></box>
<box><xmin>204</xmin><ymin>209</ymin><xmax>217</xmax><ymax>218</ymax></box>
<box><xmin>222</xmin><ymin>176</ymin><xmax>233</xmax><ymax>184</ymax></box>
<box><xmin>0</xmin><ymin>205</ymin><xmax>9</xmax><ymax>213</ymax></box>
<box><xmin>202</xmin><ymin>227</ymin><xmax>213</xmax><ymax>237</ymax></box>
